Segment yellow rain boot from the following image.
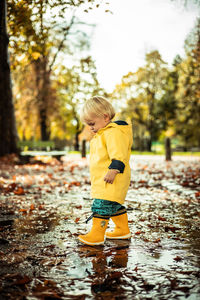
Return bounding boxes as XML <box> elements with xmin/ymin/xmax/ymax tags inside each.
<box><xmin>105</xmin><ymin>211</ymin><xmax>131</xmax><ymax>239</ymax></box>
<box><xmin>78</xmin><ymin>215</ymin><xmax>109</xmax><ymax>246</ymax></box>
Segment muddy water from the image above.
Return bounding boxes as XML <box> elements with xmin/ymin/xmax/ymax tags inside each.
<box><xmin>0</xmin><ymin>155</ymin><xmax>200</xmax><ymax>299</ymax></box>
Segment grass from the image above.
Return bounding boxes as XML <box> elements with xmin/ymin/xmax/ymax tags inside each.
<box><xmin>172</xmin><ymin>152</ymin><xmax>200</xmax><ymax>156</ymax></box>
<box><xmin>68</xmin><ymin>150</ymin><xmax>200</xmax><ymax>156</ymax></box>
<box><xmin>131</xmin><ymin>151</ymin><xmax>200</xmax><ymax>156</ymax></box>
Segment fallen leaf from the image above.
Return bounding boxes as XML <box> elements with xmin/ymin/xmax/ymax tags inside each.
<box><xmin>14</xmin><ymin>187</ymin><xmax>25</xmax><ymax>195</ymax></box>
<box><xmin>174</xmin><ymin>256</ymin><xmax>183</xmax><ymax>262</ymax></box>
<box><xmin>135</xmin><ymin>231</ymin><xmax>142</xmax><ymax>235</ymax></box>
<box><xmin>158</xmin><ymin>215</ymin><xmax>166</xmax><ymax>221</ymax></box>
<box><xmin>30</xmin><ymin>203</ymin><xmax>35</xmax><ymax>211</ymax></box>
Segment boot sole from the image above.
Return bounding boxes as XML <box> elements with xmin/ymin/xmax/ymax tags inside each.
<box><xmin>105</xmin><ymin>233</ymin><xmax>131</xmax><ymax>239</ymax></box>
<box><xmin>78</xmin><ymin>236</ymin><xmax>105</xmax><ymax>246</ymax></box>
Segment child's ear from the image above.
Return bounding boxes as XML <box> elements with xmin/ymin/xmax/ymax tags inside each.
<box><xmin>104</xmin><ymin>114</ymin><xmax>110</xmax><ymax>121</ymax></box>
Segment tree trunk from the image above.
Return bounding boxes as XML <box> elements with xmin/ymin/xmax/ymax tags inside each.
<box><xmin>40</xmin><ymin>107</ymin><xmax>49</xmax><ymax>141</ymax></box>
<box><xmin>34</xmin><ymin>58</ymin><xmax>50</xmax><ymax>141</ymax></box>
<box><xmin>165</xmin><ymin>137</ymin><xmax>172</xmax><ymax>161</ymax></box>
<box><xmin>73</xmin><ymin>114</ymin><xmax>81</xmax><ymax>152</ymax></box>
<box><xmin>0</xmin><ymin>0</ymin><xmax>18</xmax><ymax>156</ymax></box>
<box><xmin>81</xmin><ymin>139</ymin><xmax>86</xmax><ymax>158</ymax></box>
<box><xmin>147</xmin><ymin>138</ymin><xmax>152</xmax><ymax>152</ymax></box>
<box><xmin>74</xmin><ymin>131</ymin><xmax>80</xmax><ymax>151</ymax></box>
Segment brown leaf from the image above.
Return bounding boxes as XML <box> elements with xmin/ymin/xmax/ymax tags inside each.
<box><xmin>68</xmin><ymin>181</ymin><xmax>81</xmax><ymax>189</ymax></box>
<box><xmin>174</xmin><ymin>256</ymin><xmax>183</xmax><ymax>262</ymax></box>
<box><xmin>19</xmin><ymin>208</ymin><xmax>27</xmax><ymax>213</ymax></box>
<box><xmin>135</xmin><ymin>231</ymin><xmax>142</xmax><ymax>235</ymax></box>
<box><xmin>195</xmin><ymin>191</ymin><xmax>200</xmax><ymax>198</ymax></box>
<box><xmin>158</xmin><ymin>215</ymin><xmax>166</xmax><ymax>221</ymax></box>
<box><xmin>30</xmin><ymin>203</ymin><xmax>35</xmax><ymax>211</ymax></box>
<box><xmin>75</xmin><ymin>205</ymin><xmax>82</xmax><ymax>209</ymax></box>
<box><xmin>14</xmin><ymin>187</ymin><xmax>25</xmax><ymax>195</ymax></box>
<box><xmin>5</xmin><ymin>183</ymin><xmax>17</xmax><ymax>193</ymax></box>
<box><xmin>38</xmin><ymin>204</ymin><xmax>44</xmax><ymax>210</ymax></box>
<box><xmin>164</xmin><ymin>226</ymin><xmax>179</xmax><ymax>233</ymax></box>
<box><xmin>13</xmin><ymin>275</ymin><xmax>31</xmax><ymax>285</ymax></box>
<box><xmin>153</xmin><ymin>238</ymin><xmax>161</xmax><ymax>243</ymax></box>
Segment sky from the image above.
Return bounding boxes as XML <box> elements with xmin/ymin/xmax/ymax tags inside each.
<box><xmin>77</xmin><ymin>0</ymin><xmax>199</xmax><ymax>92</ymax></box>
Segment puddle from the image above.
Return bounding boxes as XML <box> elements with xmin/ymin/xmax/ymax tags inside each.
<box><xmin>13</xmin><ymin>211</ymin><xmax>60</xmax><ymax>234</ymax></box>
<box><xmin>0</xmin><ymin>155</ymin><xmax>200</xmax><ymax>299</ymax></box>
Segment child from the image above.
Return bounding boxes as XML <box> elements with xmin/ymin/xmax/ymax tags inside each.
<box><xmin>78</xmin><ymin>96</ymin><xmax>133</xmax><ymax>246</ymax></box>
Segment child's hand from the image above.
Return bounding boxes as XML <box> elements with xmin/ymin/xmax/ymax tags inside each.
<box><xmin>104</xmin><ymin>169</ymin><xmax>119</xmax><ymax>184</ymax></box>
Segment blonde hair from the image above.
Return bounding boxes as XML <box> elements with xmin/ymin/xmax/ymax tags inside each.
<box><xmin>81</xmin><ymin>96</ymin><xmax>115</xmax><ymax>123</ymax></box>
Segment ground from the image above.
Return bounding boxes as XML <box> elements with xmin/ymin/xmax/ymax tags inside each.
<box><xmin>0</xmin><ymin>154</ymin><xmax>200</xmax><ymax>300</ymax></box>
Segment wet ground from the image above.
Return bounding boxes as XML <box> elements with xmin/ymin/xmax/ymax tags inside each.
<box><xmin>0</xmin><ymin>154</ymin><xmax>200</xmax><ymax>299</ymax></box>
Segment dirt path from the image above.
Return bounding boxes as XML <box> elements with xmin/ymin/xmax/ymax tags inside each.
<box><xmin>0</xmin><ymin>154</ymin><xmax>200</xmax><ymax>299</ymax></box>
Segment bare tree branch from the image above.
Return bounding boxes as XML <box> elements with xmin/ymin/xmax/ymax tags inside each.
<box><xmin>48</xmin><ymin>14</ymin><xmax>75</xmax><ymax>72</ymax></box>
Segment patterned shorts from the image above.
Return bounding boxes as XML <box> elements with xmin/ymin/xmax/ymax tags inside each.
<box><xmin>92</xmin><ymin>198</ymin><xmax>124</xmax><ymax>216</ymax></box>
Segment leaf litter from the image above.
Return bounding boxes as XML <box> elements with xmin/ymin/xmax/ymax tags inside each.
<box><xmin>0</xmin><ymin>153</ymin><xmax>200</xmax><ymax>299</ymax></box>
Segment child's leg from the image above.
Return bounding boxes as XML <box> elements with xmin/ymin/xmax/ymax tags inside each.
<box><xmin>78</xmin><ymin>199</ymin><xmax>130</xmax><ymax>245</ymax></box>
<box><xmin>78</xmin><ymin>213</ymin><xmax>109</xmax><ymax>246</ymax></box>
<box><xmin>91</xmin><ymin>199</ymin><xmax>122</xmax><ymax>216</ymax></box>
<box><xmin>105</xmin><ymin>207</ymin><xmax>131</xmax><ymax>239</ymax></box>
<box><xmin>78</xmin><ymin>199</ymin><xmax>111</xmax><ymax>246</ymax></box>
<box><xmin>92</xmin><ymin>200</ymin><xmax>131</xmax><ymax>239</ymax></box>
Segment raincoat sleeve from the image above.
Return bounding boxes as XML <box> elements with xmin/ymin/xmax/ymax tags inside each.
<box><xmin>104</xmin><ymin>128</ymin><xmax>130</xmax><ymax>173</ymax></box>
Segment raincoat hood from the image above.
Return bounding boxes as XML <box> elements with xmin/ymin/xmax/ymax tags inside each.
<box><xmin>97</xmin><ymin>121</ymin><xmax>132</xmax><ymax>139</ymax></box>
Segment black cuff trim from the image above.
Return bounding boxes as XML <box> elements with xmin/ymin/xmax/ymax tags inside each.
<box><xmin>108</xmin><ymin>159</ymin><xmax>125</xmax><ymax>173</ymax></box>
<box><xmin>111</xmin><ymin>208</ymin><xmax>127</xmax><ymax>217</ymax></box>
<box><xmin>86</xmin><ymin>213</ymin><xmax>110</xmax><ymax>223</ymax></box>
<box><xmin>94</xmin><ymin>213</ymin><xmax>110</xmax><ymax>220</ymax></box>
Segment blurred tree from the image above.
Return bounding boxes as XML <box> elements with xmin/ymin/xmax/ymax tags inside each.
<box><xmin>156</xmin><ymin>55</ymin><xmax>180</xmax><ymax>139</ymax></box>
<box><xmin>0</xmin><ymin>0</ymin><xmax>18</xmax><ymax>156</ymax></box>
<box><xmin>55</xmin><ymin>56</ymin><xmax>105</xmax><ymax>150</ymax></box>
<box><xmin>7</xmin><ymin>0</ymin><xmax>105</xmax><ymax>141</ymax></box>
<box><xmin>13</xmin><ymin>62</ymin><xmax>57</xmax><ymax>141</ymax></box>
<box><xmin>171</xmin><ymin>0</ymin><xmax>200</xmax><ymax>9</ymax></box>
<box><xmin>112</xmin><ymin>51</ymin><xmax>169</xmax><ymax>151</ymax></box>
<box><xmin>7</xmin><ymin>0</ymin><xmax>77</xmax><ymax>140</ymax></box>
<box><xmin>174</xmin><ymin>18</ymin><xmax>200</xmax><ymax>149</ymax></box>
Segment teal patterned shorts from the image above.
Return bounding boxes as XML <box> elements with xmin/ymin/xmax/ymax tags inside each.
<box><xmin>92</xmin><ymin>199</ymin><xmax>123</xmax><ymax>216</ymax></box>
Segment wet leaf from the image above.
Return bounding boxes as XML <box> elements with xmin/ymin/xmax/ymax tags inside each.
<box><xmin>174</xmin><ymin>256</ymin><xmax>183</xmax><ymax>262</ymax></box>
<box><xmin>30</xmin><ymin>203</ymin><xmax>35</xmax><ymax>211</ymax></box>
<box><xmin>140</xmin><ymin>281</ymin><xmax>155</xmax><ymax>291</ymax></box>
<box><xmin>135</xmin><ymin>231</ymin><xmax>143</xmax><ymax>235</ymax></box>
<box><xmin>158</xmin><ymin>215</ymin><xmax>166</xmax><ymax>221</ymax></box>
<box><xmin>12</xmin><ymin>275</ymin><xmax>31</xmax><ymax>285</ymax></box>
<box><xmin>19</xmin><ymin>208</ymin><xmax>27</xmax><ymax>213</ymax></box>
<box><xmin>14</xmin><ymin>186</ymin><xmax>25</xmax><ymax>195</ymax></box>
<box><xmin>75</xmin><ymin>205</ymin><xmax>82</xmax><ymax>209</ymax></box>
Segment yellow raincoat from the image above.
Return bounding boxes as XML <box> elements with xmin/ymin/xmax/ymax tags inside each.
<box><xmin>89</xmin><ymin>121</ymin><xmax>133</xmax><ymax>204</ymax></box>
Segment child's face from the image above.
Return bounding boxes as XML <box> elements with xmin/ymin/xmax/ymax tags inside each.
<box><xmin>86</xmin><ymin>114</ymin><xmax>110</xmax><ymax>133</ymax></box>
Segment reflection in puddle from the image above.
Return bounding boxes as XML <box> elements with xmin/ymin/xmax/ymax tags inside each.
<box><xmin>66</xmin><ymin>253</ymin><xmax>93</xmax><ymax>279</ymax></box>
<box><xmin>127</xmin><ymin>239</ymin><xmax>198</xmax><ymax>272</ymax></box>
<box><xmin>1</xmin><ymin>156</ymin><xmax>200</xmax><ymax>299</ymax></box>
<box><xmin>14</xmin><ymin>211</ymin><xmax>60</xmax><ymax>234</ymax></box>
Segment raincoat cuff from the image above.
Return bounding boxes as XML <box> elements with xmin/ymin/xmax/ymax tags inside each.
<box><xmin>108</xmin><ymin>159</ymin><xmax>125</xmax><ymax>173</ymax></box>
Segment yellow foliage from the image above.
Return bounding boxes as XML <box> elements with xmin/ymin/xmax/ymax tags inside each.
<box><xmin>165</xmin><ymin>128</ymin><xmax>174</xmax><ymax>138</ymax></box>
<box><xmin>31</xmin><ymin>52</ymin><xmax>41</xmax><ymax>60</ymax></box>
